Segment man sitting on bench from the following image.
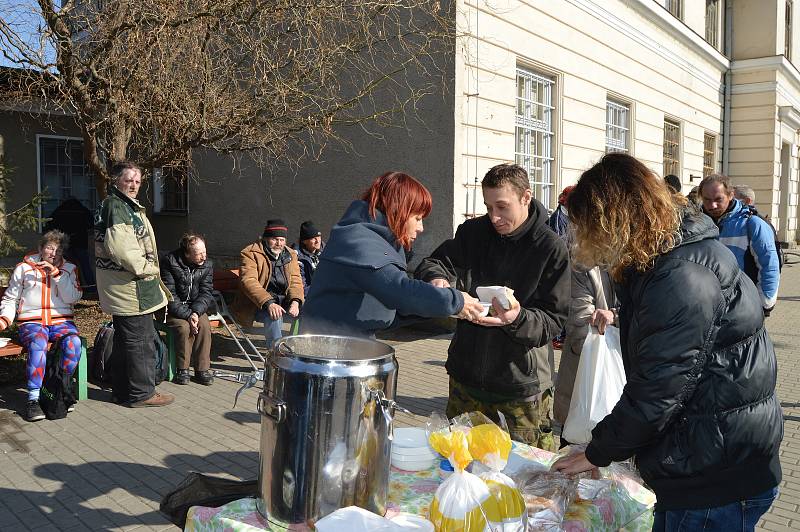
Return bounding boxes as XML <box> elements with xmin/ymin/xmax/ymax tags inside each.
<box><xmin>231</xmin><ymin>219</ymin><xmax>304</xmax><ymax>347</ymax></box>
<box><xmin>0</xmin><ymin>230</ymin><xmax>83</xmax><ymax>422</ymax></box>
<box><xmin>160</xmin><ymin>232</ymin><xmax>215</xmax><ymax>386</ymax></box>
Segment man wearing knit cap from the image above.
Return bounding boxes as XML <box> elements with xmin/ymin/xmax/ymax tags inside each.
<box><xmin>231</xmin><ymin>219</ymin><xmax>304</xmax><ymax>346</ymax></box>
<box><xmin>292</xmin><ymin>220</ymin><xmax>324</xmax><ymax>296</ymax></box>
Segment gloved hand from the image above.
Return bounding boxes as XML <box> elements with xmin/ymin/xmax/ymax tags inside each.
<box><xmin>763</xmin><ymin>306</ymin><xmax>774</xmax><ymax>317</ymax></box>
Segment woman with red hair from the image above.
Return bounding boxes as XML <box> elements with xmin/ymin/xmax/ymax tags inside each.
<box><xmin>300</xmin><ymin>171</ymin><xmax>484</xmax><ymax>337</ymax></box>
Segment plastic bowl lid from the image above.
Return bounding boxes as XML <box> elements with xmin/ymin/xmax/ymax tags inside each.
<box><xmin>392</xmin><ymin>427</ymin><xmax>430</xmax><ymax>448</ymax></box>
<box><xmin>390</xmin><ymin>513</ymin><xmax>435</xmax><ymax>531</ymax></box>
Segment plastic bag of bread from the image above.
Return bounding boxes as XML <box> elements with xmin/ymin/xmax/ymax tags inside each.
<box><xmin>467</xmin><ymin>423</ymin><xmax>526</xmax><ymax>531</ymax></box>
<box><xmin>508</xmin><ymin>468</ymin><xmax>578</xmax><ymax>531</ymax></box>
<box><xmin>427</xmin><ymin>429</ymin><xmax>501</xmax><ymax>531</ymax></box>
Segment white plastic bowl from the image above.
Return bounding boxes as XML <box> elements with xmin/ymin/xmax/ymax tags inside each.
<box><xmin>390</xmin><ymin>453</ymin><xmax>438</xmax><ymax>471</ymax></box>
<box><xmin>392</xmin><ymin>427</ymin><xmax>430</xmax><ymax>448</ymax></box>
<box><xmin>391</xmin><ymin>445</ymin><xmax>437</xmax><ymax>457</ymax></box>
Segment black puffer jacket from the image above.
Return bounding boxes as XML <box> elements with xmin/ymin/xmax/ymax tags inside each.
<box><xmin>415</xmin><ymin>200</ymin><xmax>570</xmax><ymax>397</ymax></box>
<box><xmin>585</xmin><ymin>210</ymin><xmax>783</xmax><ymax>511</ymax></box>
<box><xmin>160</xmin><ymin>250</ymin><xmax>215</xmax><ymax>320</ymax></box>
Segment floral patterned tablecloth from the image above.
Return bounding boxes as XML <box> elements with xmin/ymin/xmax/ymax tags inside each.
<box><xmin>186</xmin><ymin>443</ymin><xmax>655</xmax><ymax>532</ymax></box>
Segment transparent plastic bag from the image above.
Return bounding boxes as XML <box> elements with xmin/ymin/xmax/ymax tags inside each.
<box><xmin>508</xmin><ymin>468</ymin><xmax>578</xmax><ymax>532</ymax></box>
<box><xmin>562</xmin><ymin>326</ymin><xmax>626</xmax><ymax>444</ymax></box>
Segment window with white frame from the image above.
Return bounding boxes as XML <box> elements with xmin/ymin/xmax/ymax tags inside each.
<box><xmin>153</xmin><ymin>164</ymin><xmax>189</xmax><ymax>214</ymax></box>
<box><xmin>666</xmin><ymin>0</ymin><xmax>683</xmax><ymax>20</ymax></box>
<box><xmin>703</xmin><ymin>133</ymin><xmax>716</xmax><ymax>176</ymax></box>
<box><xmin>663</xmin><ymin>119</ymin><xmax>681</xmax><ymax>177</ymax></box>
<box><xmin>515</xmin><ymin>67</ymin><xmax>555</xmax><ymax>206</ymax></box>
<box><xmin>38</xmin><ymin>136</ymin><xmax>97</xmax><ymax>219</ymax></box>
<box><xmin>605</xmin><ymin>99</ymin><xmax>630</xmax><ymax>153</ymax></box>
<box><xmin>705</xmin><ymin>0</ymin><xmax>720</xmax><ymax>50</ymax></box>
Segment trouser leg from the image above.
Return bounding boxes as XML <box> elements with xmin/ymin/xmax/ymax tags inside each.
<box><xmin>113</xmin><ymin>314</ymin><xmax>157</xmax><ymax>403</ymax></box>
<box><xmin>192</xmin><ymin>314</ymin><xmax>212</xmax><ymax>372</ymax></box>
<box><xmin>49</xmin><ymin>321</ymin><xmax>81</xmax><ymax>375</ymax></box>
<box><xmin>165</xmin><ymin>315</ymin><xmax>192</xmax><ymax>370</ymax></box>
<box><xmin>19</xmin><ymin>323</ymin><xmax>48</xmax><ymax>401</ymax></box>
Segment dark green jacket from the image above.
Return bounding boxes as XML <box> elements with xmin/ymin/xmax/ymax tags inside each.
<box><xmin>94</xmin><ymin>187</ymin><xmax>169</xmax><ymax>316</ymax></box>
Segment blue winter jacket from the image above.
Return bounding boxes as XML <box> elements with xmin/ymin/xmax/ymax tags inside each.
<box><xmin>716</xmin><ymin>199</ymin><xmax>780</xmax><ymax>308</ymax></box>
<box><xmin>299</xmin><ymin>200</ymin><xmax>464</xmax><ymax>337</ymax></box>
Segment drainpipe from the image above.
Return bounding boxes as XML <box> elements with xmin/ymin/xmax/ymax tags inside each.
<box><xmin>722</xmin><ymin>0</ymin><xmax>734</xmax><ymax>175</ymax></box>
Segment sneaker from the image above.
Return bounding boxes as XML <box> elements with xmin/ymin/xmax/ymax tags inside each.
<box><xmin>174</xmin><ymin>369</ymin><xmax>191</xmax><ymax>385</ymax></box>
<box><xmin>193</xmin><ymin>370</ymin><xmax>214</xmax><ymax>386</ymax></box>
<box><xmin>128</xmin><ymin>391</ymin><xmax>175</xmax><ymax>408</ymax></box>
<box><xmin>25</xmin><ymin>400</ymin><xmax>45</xmax><ymax>422</ymax></box>
<box><xmin>67</xmin><ymin>404</ymin><xmax>75</xmax><ymax>413</ymax></box>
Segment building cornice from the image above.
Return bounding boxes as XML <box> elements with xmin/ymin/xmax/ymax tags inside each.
<box><xmin>779</xmin><ymin>105</ymin><xmax>800</xmax><ymax>130</ymax></box>
<box><xmin>731</xmin><ymin>55</ymin><xmax>800</xmax><ymax>112</ymax></box>
<box><xmin>563</xmin><ymin>0</ymin><xmax>728</xmax><ymax>92</ymax></box>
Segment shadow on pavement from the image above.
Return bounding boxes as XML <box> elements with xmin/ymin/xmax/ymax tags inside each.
<box><xmin>0</xmin><ymin>450</ymin><xmax>259</xmax><ymax>530</ymax></box>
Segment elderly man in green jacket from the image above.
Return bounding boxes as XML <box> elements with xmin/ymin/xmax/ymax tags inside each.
<box><xmin>95</xmin><ymin>161</ymin><xmax>173</xmax><ymax>408</ymax></box>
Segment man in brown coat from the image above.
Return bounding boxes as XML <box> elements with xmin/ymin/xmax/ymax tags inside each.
<box><xmin>231</xmin><ymin>219</ymin><xmax>304</xmax><ymax>346</ymax></box>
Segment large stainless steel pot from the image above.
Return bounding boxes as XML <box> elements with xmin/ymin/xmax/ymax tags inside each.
<box><xmin>256</xmin><ymin>334</ymin><xmax>401</xmax><ymax>527</ymax></box>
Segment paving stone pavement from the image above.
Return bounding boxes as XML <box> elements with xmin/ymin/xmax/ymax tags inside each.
<box><xmin>2</xmin><ymin>265</ymin><xmax>800</xmax><ymax>530</ymax></box>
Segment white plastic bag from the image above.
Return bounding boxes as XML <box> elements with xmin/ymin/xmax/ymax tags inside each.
<box><xmin>562</xmin><ymin>326</ymin><xmax>626</xmax><ymax>444</ymax></box>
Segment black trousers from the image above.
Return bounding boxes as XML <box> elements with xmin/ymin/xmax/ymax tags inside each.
<box><xmin>111</xmin><ymin>313</ymin><xmax>157</xmax><ymax>403</ymax></box>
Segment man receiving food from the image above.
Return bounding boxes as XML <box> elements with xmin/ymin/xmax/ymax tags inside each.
<box><xmin>416</xmin><ymin>164</ymin><xmax>571</xmax><ymax>450</ymax></box>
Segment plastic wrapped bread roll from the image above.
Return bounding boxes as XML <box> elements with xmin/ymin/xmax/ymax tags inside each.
<box><xmin>476</xmin><ymin>286</ymin><xmax>520</xmax><ymax>311</ymax></box>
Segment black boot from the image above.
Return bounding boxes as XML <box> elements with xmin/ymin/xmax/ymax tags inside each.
<box><xmin>25</xmin><ymin>400</ymin><xmax>45</xmax><ymax>422</ymax></box>
<box><xmin>194</xmin><ymin>370</ymin><xmax>214</xmax><ymax>386</ymax></box>
<box><xmin>174</xmin><ymin>369</ymin><xmax>190</xmax><ymax>385</ymax></box>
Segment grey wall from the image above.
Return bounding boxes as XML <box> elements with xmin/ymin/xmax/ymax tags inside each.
<box><xmin>0</xmin><ymin>110</ymin><xmax>84</xmax><ymax>266</ymax></box>
<box><xmin>188</xmin><ymin>87</ymin><xmax>457</xmax><ymax>269</ymax></box>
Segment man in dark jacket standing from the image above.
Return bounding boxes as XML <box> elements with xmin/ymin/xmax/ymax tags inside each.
<box><xmin>160</xmin><ymin>233</ymin><xmax>215</xmax><ymax>385</ymax></box>
<box><xmin>416</xmin><ymin>164</ymin><xmax>570</xmax><ymax>450</ymax></box>
<box><xmin>292</xmin><ymin>220</ymin><xmax>324</xmax><ymax>296</ymax></box>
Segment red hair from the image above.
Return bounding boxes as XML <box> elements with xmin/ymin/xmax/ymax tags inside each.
<box><xmin>362</xmin><ymin>171</ymin><xmax>433</xmax><ymax>250</ymax></box>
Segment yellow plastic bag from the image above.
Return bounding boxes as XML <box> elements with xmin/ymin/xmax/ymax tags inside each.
<box><xmin>428</xmin><ymin>430</ymin><xmax>501</xmax><ymax>531</ymax></box>
<box><xmin>468</xmin><ymin>421</ymin><xmax>526</xmax><ymax>531</ymax></box>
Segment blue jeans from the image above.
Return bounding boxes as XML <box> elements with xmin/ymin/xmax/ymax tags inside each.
<box><xmin>652</xmin><ymin>487</ymin><xmax>778</xmax><ymax>532</ymax></box>
<box><xmin>254</xmin><ymin>309</ymin><xmax>284</xmax><ymax>348</ymax></box>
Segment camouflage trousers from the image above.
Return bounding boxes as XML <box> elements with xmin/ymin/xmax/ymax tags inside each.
<box><xmin>446</xmin><ymin>378</ymin><xmax>557</xmax><ymax>452</ymax></box>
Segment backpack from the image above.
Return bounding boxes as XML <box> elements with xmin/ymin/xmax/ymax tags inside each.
<box><xmin>89</xmin><ymin>322</ymin><xmax>114</xmax><ymax>384</ymax></box>
<box><xmin>39</xmin><ymin>340</ymin><xmax>77</xmax><ymax>420</ymax></box>
<box><xmin>90</xmin><ymin>321</ymin><xmax>169</xmax><ymax>385</ymax></box>
<box><xmin>742</xmin><ymin>206</ymin><xmax>783</xmax><ymax>285</ymax></box>
<box><xmin>154</xmin><ymin>332</ymin><xmax>168</xmax><ymax>385</ymax></box>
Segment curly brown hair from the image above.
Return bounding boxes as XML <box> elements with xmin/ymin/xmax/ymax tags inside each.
<box><xmin>566</xmin><ymin>153</ymin><xmax>687</xmax><ymax>281</ymax></box>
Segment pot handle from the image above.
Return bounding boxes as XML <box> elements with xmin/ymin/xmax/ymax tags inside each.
<box><xmin>370</xmin><ymin>389</ymin><xmax>411</xmax><ymax>441</ymax></box>
<box><xmin>274</xmin><ymin>340</ymin><xmax>294</xmax><ymax>357</ymax></box>
<box><xmin>258</xmin><ymin>392</ymin><xmax>287</xmax><ymax>424</ymax></box>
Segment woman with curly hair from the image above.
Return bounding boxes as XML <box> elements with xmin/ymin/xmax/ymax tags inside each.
<box><xmin>552</xmin><ymin>153</ymin><xmax>782</xmax><ymax>532</ymax></box>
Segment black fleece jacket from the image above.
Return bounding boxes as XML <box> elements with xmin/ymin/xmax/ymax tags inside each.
<box><xmin>415</xmin><ymin>199</ymin><xmax>570</xmax><ymax>397</ymax></box>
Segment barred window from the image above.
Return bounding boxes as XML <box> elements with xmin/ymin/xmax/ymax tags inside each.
<box><xmin>154</xmin><ymin>164</ymin><xmax>188</xmax><ymax>214</ymax></box>
<box><xmin>705</xmin><ymin>0</ymin><xmax>720</xmax><ymax>49</ymax></box>
<box><xmin>606</xmin><ymin>99</ymin><xmax>630</xmax><ymax>153</ymax></box>
<box><xmin>703</xmin><ymin>133</ymin><xmax>716</xmax><ymax>176</ymax></box>
<box><xmin>663</xmin><ymin>119</ymin><xmax>681</xmax><ymax>177</ymax></box>
<box><xmin>38</xmin><ymin>136</ymin><xmax>97</xmax><ymax>219</ymax></box>
<box><xmin>515</xmin><ymin>68</ymin><xmax>555</xmax><ymax>206</ymax></box>
<box><xmin>666</xmin><ymin>0</ymin><xmax>683</xmax><ymax>20</ymax></box>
